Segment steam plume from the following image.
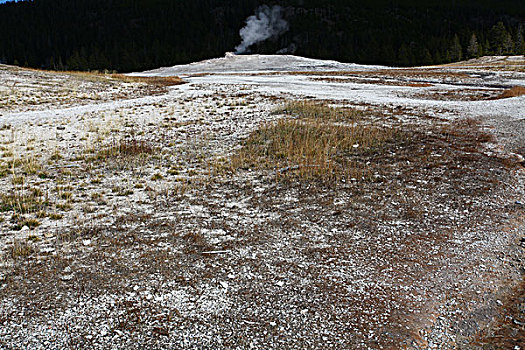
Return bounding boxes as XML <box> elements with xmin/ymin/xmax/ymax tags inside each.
<box><xmin>235</xmin><ymin>5</ymin><xmax>289</xmax><ymax>54</ymax></box>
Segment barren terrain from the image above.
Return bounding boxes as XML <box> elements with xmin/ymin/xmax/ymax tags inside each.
<box><xmin>0</xmin><ymin>55</ymin><xmax>524</xmax><ymax>349</ymax></box>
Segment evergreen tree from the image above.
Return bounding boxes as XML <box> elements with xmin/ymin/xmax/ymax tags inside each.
<box><xmin>467</xmin><ymin>33</ymin><xmax>480</xmax><ymax>58</ymax></box>
<box><xmin>489</xmin><ymin>21</ymin><xmax>509</xmax><ymax>55</ymax></box>
<box><xmin>503</xmin><ymin>32</ymin><xmax>514</xmax><ymax>54</ymax></box>
<box><xmin>397</xmin><ymin>44</ymin><xmax>410</xmax><ymax>66</ymax></box>
<box><xmin>515</xmin><ymin>27</ymin><xmax>525</xmax><ymax>55</ymax></box>
<box><xmin>67</xmin><ymin>51</ymin><xmax>82</xmax><ymax>70</ymax></box>
<box><xmin>421</xmin><ymin>48</ymin><xmax>433</xmax><ymax>66</ymax></box>
<box><xmin>450</xmin><ymin>34</ymin><xmax>463</xmax><ymax>62</ymax></box>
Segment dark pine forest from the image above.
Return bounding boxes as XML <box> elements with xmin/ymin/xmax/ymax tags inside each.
<box><xmin>0</xmin><ymin>0</ymin><xmax>524</xmax><ymax>72</ymax></box>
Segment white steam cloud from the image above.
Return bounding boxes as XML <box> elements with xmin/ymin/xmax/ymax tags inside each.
<box><xmin>235</xmin><ymin>5</ymin><xmax>289</xmax><ymax>54</ymax></box>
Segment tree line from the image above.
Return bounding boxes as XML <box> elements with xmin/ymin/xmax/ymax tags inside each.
<box><xmin>0</xmin><ymin>0</ymin><xmax>523</xmax><ymax>72</ymax></box>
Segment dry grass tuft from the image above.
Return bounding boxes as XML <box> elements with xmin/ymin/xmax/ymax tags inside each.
<box><xmin>84</xmin><ymin>135</ymin><xmax>159</xmax><ymax>172</ymax></box>
<box><xmin>0</xmin><ymin>191</ymin><xmax>48</xmax><ymax>215</ymax></box>
<box><xmin>95</xmin><ymin>137</ymin><xmax>156</xmax><ymax>160</ymax></box>
<box><xmin>9</xmin><ymin>239</ymin><xmax>36</xmax><ymax>258</ymax></box>
<box><xmin>495</xmin><ymin>86</ymin><xmax>525</xmax><ymax>99</ymax></box>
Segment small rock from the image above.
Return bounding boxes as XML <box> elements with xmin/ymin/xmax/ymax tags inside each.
<box><xmin>152</xmin><ymin>327</ymin><xmax>169</xmax><ymax>336</ymax></box>
<box><xmin>513</xmin><ymin>319</ymin><xmax>525</xmax><ymax>326</ymax></box>
<box><xmin>220</xmin><ymin>281</ymin><xmax>229</xmax><ymax>289</ymax></box>
<box><xmin>82</xmin><ymin>239</ymin><xmax>91</xmax><ymax>246</ymax></box>
<box><xmin>63</xmin><ymin>266</ymin><xmax>72</xmax><ymax>273</ymax></box>
<box><xmin>61</xmin><ymin>274</ymin><xmax>74</xmax><ymax>281</ymax></box>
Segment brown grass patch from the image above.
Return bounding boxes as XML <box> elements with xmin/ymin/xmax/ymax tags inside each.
<box><xmin>406</xmin><ymin>83</ymin><xmax>433</xmax><ymax>88</ymax></box>
<box><xmin>109</xmin><ymin>74</ymin><xmax>184</xmax><ymax>87</ymax></box>
<box><xmin>310</xmin><ymin>77</ymin><xmax>434</xmax><ymax>88</ymax></box>
<box><xmin>231</xmin><ymin>102</ymin><xmax>398</xmax><ymax>181</ymax></box>
<box><xmin>371</xmin><ymin>68</ymin><xmax>468</xmax><ymax>79</ymax></box>
<box><xmin>495</xmin><ymin>86</ymin><xmax>525</xmax><ymax>99</ymax></box>
<box><xmin>411</xmin><ymin>88</ymin><xmax>502</xmax><ymax>101</ymax></box>
<box><xmin>26</xmin><ymin>67</ymin><xmax>184</xmax><ymax>87</ymax></box>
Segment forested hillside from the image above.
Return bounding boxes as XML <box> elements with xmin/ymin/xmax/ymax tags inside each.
<box><xmin>0</xmin><ymin>0</ymin><xmax>524</xmax><ymax>71</ymax></box>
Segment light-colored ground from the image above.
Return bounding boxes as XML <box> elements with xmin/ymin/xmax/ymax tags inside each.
<box><xmin>0</xmin><ymin>55</ymin><xmax>524</xmax><ymax>349</ymax></box>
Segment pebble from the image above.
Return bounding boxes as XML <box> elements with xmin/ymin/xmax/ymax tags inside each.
<box><xmin>61</xmin><ymin>274</ymin><xmax>74</xmax><ymax>281</ymax></box>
